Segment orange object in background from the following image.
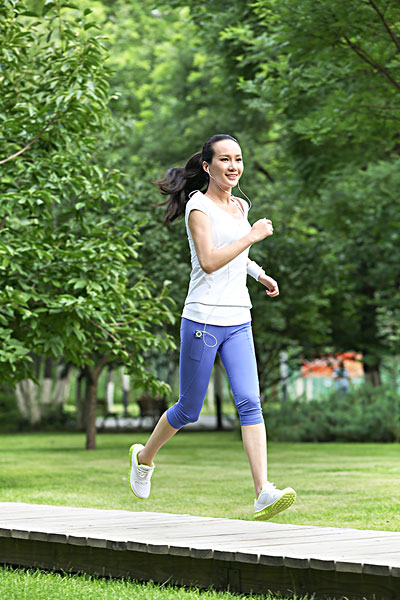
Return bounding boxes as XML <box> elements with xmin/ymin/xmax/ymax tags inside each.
<box><xmin>301</xmin><ymin>352</ymin><xmax>364</xmax><ymax>378</ymax></box>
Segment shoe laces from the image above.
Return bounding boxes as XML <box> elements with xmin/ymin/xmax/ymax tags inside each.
<box><xmin>137</xmin><ymin>465</ymin><xmax>153</xmax><ymax>481</ymax></box>
<box><xmin>262</xmin><ymin>481</ymin><xmax>276</xmax><ymax>493</ymax></box>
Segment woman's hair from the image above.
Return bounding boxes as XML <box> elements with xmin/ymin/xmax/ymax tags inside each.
<box><xmin>153</xmin><ymin>134</ymin><xmax>238</xmax><ymax>225</ymax></box>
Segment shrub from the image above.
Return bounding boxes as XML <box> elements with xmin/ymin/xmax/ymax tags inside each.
<box><xmin>0</xmin><ymin>386</ymin><xmax>20</xmax><ymax>433</ymax></box>
<box><xmin>264</xmin><ymin>384</ymin><xmax>400</xmax><ymax>442</ymax></box>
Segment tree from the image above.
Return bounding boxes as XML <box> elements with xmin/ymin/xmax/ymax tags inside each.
<box><xmin>0</xmin><ymin>0</ymin><xmax>175</xmax><ymax>447</ymax></box>
<box><xmin>168</xmin><ymin>0</ymin><xmax>400</xmax><ymax>385</ymax></box>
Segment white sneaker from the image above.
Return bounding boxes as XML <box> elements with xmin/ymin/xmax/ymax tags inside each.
<box><xmin>129</xmin><ymin>443</ymin><xmax>155</xmax><ymax>499</ymax></box>
<box><xmin>254</xmin><ymin>481</ymin><xmax>296</xmax><ymax>521</ymax></box>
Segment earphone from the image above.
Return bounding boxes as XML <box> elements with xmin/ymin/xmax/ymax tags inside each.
<box><xmin>205</xmin><ymin>165</ymin><xmax>252</xmax><ymax>209</ymax></box>
<box><xmin>206</xmin><ymin>166</ymin><xmax>228</xmax><ymax>193</ymax></box>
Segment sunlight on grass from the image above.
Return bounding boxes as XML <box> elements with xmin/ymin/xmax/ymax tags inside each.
<box><xmin>0</xmin><ymin>432</ymin><xmax>399</xmax><ymax>531</ymax></box>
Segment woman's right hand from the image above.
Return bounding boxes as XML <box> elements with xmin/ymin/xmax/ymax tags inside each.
<box><xmin>249</xmin><ymin>218</ymin><xmax>274</xmax><ymax>242</ymax></box>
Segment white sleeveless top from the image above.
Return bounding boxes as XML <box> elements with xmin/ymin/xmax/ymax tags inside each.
<box><xmin>182</xmin><ymin>191</ymin><xmax>252</xmax><ymax>326</ymax></box>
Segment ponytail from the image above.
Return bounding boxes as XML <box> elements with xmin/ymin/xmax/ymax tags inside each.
<box><xmin>153</xmin><ymin>151</ymin><xmax>208</xmax><ymax>225</ymax></box>
<box><xmin>153</xmin><ymin>134</ymin><xmax>239</xmax><ymax>225</ymax></box>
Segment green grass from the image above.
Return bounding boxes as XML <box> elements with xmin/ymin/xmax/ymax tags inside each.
<box><xmin>0</xmin><ymin>567</ymin><xmax>302</xmax><ymax>600</ymax></box>
<box><xmin>1</xmin><ymin>433</ymin><xmax>397</xmax><ymax>600</ymax></box>
<box><xmin>0</xmin><ymin>432</ymin><xmax>399</xmax><ymax>530</ymax></box>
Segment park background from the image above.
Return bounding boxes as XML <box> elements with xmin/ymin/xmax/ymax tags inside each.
<box><xmin>1</xmin><ymin>0</ymin><xmax>400</xmax><ymax>448</ymax></box>
<box><xmin>1</xmin><ymin>1</ymin><xmax>400</xmax><ymax>598</ymax></box>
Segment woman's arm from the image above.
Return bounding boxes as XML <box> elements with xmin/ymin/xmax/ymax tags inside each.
<box><xmin>247</xmin><ymin>258</ymin><xmax>279</xmax><ymax>295</ymax></box>
<box><xmin>188</xmin><ymin>209</ymin><xmax>273</xmax><ymax>274</ymax></box>
<box><xmin>258</xmin><ymin>272</ymin><xmax>279</xmax><ymax>297</ymax></box>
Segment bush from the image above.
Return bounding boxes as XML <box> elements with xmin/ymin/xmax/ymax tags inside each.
<box><xmin>264</xmin><ymin>384</ymin><xmax>400</xmax><ymax>442</ymax></box>
<box><xmin>0</xmin><ymin>386</ymin><xmax>20</xmax><ymax>433</ymax></box>
<box><xmin>0</xmin><ymin>386</ymin><xmax>75</xmax><ymax>433</ymax></box>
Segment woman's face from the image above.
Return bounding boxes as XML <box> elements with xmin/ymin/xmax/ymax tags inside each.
<box><xmin>204</xmin><ymin>139</ymin><xmax>243</xmax><ymax>191</ymax></box>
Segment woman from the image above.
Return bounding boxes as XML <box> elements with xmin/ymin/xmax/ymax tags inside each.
<box><xmin>129</xmin><ymin>134</ymin><xmax>296</xmax><ymax>521</ymax></box>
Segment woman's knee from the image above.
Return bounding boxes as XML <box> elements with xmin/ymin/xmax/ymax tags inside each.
<box><xmin>167</xmin><ymin>402</ymin><xmax>201</xmax><ymax>429</ymax></box>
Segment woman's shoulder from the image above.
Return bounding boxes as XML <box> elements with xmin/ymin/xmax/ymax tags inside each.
<box><xmin>186</xmin><ymin>191</ymin><xmax>210</xmax><ymax>211</ymax></box>
<box><xmin>185</xmin><ymin>191</ymin><xmax>211</xmax><ymax>221</ymax></box>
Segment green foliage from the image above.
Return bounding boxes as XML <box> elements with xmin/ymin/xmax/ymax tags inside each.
<box><xmin>89</xmin><ymin>0</ymin><xmax>337</xmax><ymax>385</ymax></box>
<box><xmin>4</xmin><ymin>0</ymin><xmax>398</xmax><ymax>397</ymax></box>
<box><xmin>316</xmin><ymin>158</ymin><xmax>400</xmax><ymax>372</ymax></box>
<box><xmin>166</xmin><ymin>0</ymin><xmax>400</xmax><ymax>383</ymax></box>
<box><xmin>265</xmin><ymin>384</ymin><xmax>400</xmax><ymax>442</ymax></box>
<box><xmin>0</xmin><ymin>1</ymin><xmax>175</xmax><ymax>394</ymax></box>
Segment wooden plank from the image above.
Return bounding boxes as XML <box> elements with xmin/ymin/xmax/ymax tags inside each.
<box><xmin>1</xmin><ymin>501</ymin><xmax>400</xmax><ymax>600</ymax></box>
<box><xmin>123</xmin><ymin>528</ymin><xmax>398</xmax><ymax>545</ymax></box>
<box><xmin>232</xmin><ymin>537</ymin><xmax>400</xmax><ymax>554</ymax></box>
<box><xmin>232</xmin><ymin>544</ymin><xmax>400</xmax><ymax>565</ymax></box>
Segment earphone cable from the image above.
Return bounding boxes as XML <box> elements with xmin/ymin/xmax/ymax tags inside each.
<box><xmin>187</xmin><ymin>177</ymin><xmax>253</xmax><ymax>348</ymax></box>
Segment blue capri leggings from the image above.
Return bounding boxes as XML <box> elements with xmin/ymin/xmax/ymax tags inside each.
<box><xmin>166</xmin><ymin>317</ymin><xmax>264</xmax><ymax>429</ymax></box>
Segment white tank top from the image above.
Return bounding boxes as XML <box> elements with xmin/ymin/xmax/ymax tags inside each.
<box><xmin>181</xmin><ymin>191</ymin><xmax>252</xmax><ymax>326</ymax></box>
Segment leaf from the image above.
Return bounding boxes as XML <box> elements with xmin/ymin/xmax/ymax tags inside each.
<box><xmin>42</xmin><ymin>2</ymin><xmax>56</xmax><ymax>16</ymax></box>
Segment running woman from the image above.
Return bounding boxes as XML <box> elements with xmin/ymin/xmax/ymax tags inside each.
<box><xmin>129</xmin><ymin>134</ymin><xmax>296</xmax><ymax>520</ymax></box>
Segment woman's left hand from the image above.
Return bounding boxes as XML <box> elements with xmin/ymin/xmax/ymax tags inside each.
<box><xmin>259</xmin><ymin>273</ymin><xmax>279</xmax><ymax>297</ymax></box>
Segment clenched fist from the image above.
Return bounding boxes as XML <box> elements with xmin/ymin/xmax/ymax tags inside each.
<box><xmin>250</xmin><ymin>218</ymin><xmax>274</xmax><ymax>243</ymax></box>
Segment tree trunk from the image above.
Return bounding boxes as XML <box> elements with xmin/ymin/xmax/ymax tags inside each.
<box><xmin>85</xmin><ymin>357</ymin><xmax>109</xmax><ymax>450</ymax></box>
<box><xmin>359</xmin><ymin>276</ymin><xmax>382</xmax><ymax>387</ymax></box>
<box><xmin>106</xmin><ymin>367</ymin><xmax>114</xmax><ymax>413</ymax></box>
<box><xmin>76</xmin><ymin>370</ymin><xmax>86</xmax><ymax>431</ymax></box>
<box><xmin>364</xmin><ymin>361</ymin><xmax>382</xmax><ymax>387</ymax></box>
<box><xmin>14</xmin><ymin>382</ymin><xmax>30</xmax><ymax>421</ymax></box>
<box><xmin>279</xmin><ymin>350</ymin><xmax>288</xmax><ymax>402</ymax></box>
<box><xmin>41</xmin><ymin>357</ymin><xmax>53</xmax><ymax>405</ymax></box>
<box><xmin>53</xmin><ymin>362</ymin><xmax>72</xmax><ymax>406</ymax></box>
<box><xmin>122</xmin><ymin>368</ymin><xmax>130</xmax><ymax>417</ymax></box>
<box><xmin>15</xmin><ymin>379</ymin><xmax>41</xmax><ymax>424</ymax></box>
<box><xmin>85</xmin><ymin>369</ymin><xmax>98</xmax><ymax>450</ymax></box>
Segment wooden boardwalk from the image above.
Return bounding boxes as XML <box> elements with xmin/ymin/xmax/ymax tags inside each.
<box><xmin>0</xmin><ymin>502</ymin><xmax>399</xmax><ymax>599</ymax></box>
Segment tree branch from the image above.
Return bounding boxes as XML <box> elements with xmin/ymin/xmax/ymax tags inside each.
<box><xmin>342</xmin><ymin>35</ymin><xmax>400</xmax><ymax>91</ymax></box>
<box><xmin>87</xmin><ymin>354</ymin><xmax>111</xmax><ymax>380</ymax></box>
<box><xmin>89</xmin><ymin>319</ymin><xmax>119</xmax><ymax>343</ymax></box>
<box><xmin>255</xmin><ymin>162</ymin><xmax>275</xmax><ymax>182</ymax></box>
<box><xmin>367</xmin><ymin>0</ymin><xmax>400</xmax><ymax>53</ymax></box>
<box><xmin>0</xmin><ymin>115</ymin><xmax>59</xmax><ymax>165</ymax></box>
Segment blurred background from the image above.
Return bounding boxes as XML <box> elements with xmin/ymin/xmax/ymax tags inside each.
<box><xmin>1</xmin><ymin>0</ymin><xmax>399</xmax><ymax>446</ymax></box>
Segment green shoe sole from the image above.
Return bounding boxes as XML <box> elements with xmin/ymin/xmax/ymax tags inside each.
<box><xmin>254</xmin><ymin>488</ymin><xmax>296</xmax><ymax>521</ymax></box>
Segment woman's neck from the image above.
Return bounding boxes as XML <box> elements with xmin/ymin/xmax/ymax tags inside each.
<box><xmin>205</xmin><ymin>181</ymin><xmax>232</xmax><ymax>205</ymax></box>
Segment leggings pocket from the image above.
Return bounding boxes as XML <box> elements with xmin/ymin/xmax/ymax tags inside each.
<box><xmin>189</xmin><ymin>334</ymin><xmax>205</xmax><ymax>361</ymax></box>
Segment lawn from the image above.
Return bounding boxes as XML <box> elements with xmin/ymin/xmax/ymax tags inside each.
<box><xmin>0</xmin><ymin>431</ymin><xmax>399</xmax><ymax>531</ymax></box>
<box><xmin>0</xmin><ymin>567</ymin><xmax>307</xmax><ymax>600</ymax></box>
<box><xmin>0</xmin><ymin>432</ymin><xmax>398</xmax><ymax>600</ymax></box>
